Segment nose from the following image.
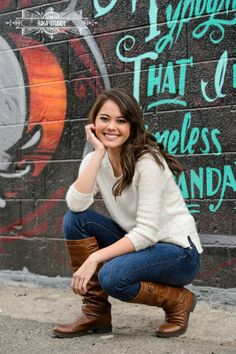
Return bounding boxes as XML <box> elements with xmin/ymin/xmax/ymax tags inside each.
<box><xmin>107</xmin><ymin>120</ymin><xmax>116</xmax><ymax>130</ymax></box>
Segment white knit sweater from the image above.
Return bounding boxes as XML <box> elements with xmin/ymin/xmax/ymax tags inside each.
<box><xmin>66</xmin><ymin>152</ymin><xmax>203</xmax><ymax>253</ymax></box>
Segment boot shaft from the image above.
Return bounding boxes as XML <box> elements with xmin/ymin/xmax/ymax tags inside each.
<box><xmin>66</xmin><ymin>237</ymin><xmax>99</xmax><ymax>272</ymax></box>
<box><xmin>65</xmin><ymin>236</ymin><xmax>111</xmax><ymax>313</ymax></box>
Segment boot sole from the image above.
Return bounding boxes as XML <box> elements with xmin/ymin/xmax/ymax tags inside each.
<box><xmin>156</xmin><ymin>293</ymin><xmax>197</xmax><ymax>338</ymax></box>
<box><xmin>52</xmin><ymin>325</ymin><xmax>112</xmax><ymax>338</ymax></box>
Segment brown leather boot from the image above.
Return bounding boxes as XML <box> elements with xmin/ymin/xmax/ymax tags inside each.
<box><xmin>52</xmin><ymin>237</ymin><xmax>112</xmax><ymax>338</ymax></box>
<box><xmin>131</xmin><ymin>281</ymin><xmax>197</xmax><ymax>338</ymax></box>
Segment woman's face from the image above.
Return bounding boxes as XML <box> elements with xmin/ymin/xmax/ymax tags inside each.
<box><xmin>94</xmin><ymin>99</ymin><xmax>131</xmax><ymax>152</ymax></box>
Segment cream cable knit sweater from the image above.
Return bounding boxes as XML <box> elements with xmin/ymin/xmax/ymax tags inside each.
<box><xmin>66</xmin><ymin>152</ymin><xmax>203</xmax><ymax>254</ymax></box>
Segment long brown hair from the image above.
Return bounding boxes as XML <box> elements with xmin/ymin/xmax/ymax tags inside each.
<box><xmin>88</xmin><ymin>88</ymin><xmax>183</xmax><ymax>196</ymax></box>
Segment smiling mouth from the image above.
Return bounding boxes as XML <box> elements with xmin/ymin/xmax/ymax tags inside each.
<box><xmin>103</xmin><ymin>133</ymin><xmax>119</xmax><ymax>140</ymax></box>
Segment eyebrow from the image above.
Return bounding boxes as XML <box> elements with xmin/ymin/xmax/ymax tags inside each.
<box><xmin>98</xmin><ymin>113</ymin><xmax>125</xmax><ymax>118</ymax></box>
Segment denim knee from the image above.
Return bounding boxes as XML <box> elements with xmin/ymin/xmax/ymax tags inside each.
<box><xmin>63</xmin><ymin>209</ymin><xmax>88</xmax><ymax>240</ymax></box>
<box><xmin>98</xmin><ymin>262</ymin><xmax>128</xmax><ymax>300</ymax></box>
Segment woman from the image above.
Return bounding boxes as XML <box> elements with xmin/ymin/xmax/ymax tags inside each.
<box><xmin>53</xmin><ymin>88</ymin><xmax>203</xmax><ymax>338</ymax></box>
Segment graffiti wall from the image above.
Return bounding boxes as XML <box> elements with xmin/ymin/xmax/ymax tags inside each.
<box><xmin>0</xmin><ymin>0</ymin><xmax>235</xmax><ymax>286</ymax></box>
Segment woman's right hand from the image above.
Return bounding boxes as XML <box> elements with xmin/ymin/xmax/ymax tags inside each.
<box><xmin>85</xmin><ymin>124</ymin><xmax>106</xmax><ymax>154</ymax></box>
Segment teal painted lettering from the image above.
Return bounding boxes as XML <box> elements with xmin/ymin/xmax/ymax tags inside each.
<box><xmin>187</xmin><ymin>204</ymin><xmax>201</xmax><ymax>214</ymax></box>
<box><xmin>131</xmin><ymin>0</ymin><xmax>138</xmax><ymax>12</ymax></box>
<box><xmin>233</xmin><ymin>0</ymin><xmax>236</xmax><ymax>11</ymax></box>
<box><xmin>147</xmin><ymin>57</ymin><xmax>190</xmax><ymax>107</ymax></box>
<box><xmin>201</xmin><ymin>50</ymin><xmax>227</xmax><ymax>102</ymax></box>
<box><xmin>190</xmin><ymin>168</ymin><xmax>204</xmax><ymax>198</ymax></box>
<box><xmin>195</xmin><ymin>0</ymin><xmax>207</xmax><ymax>16</ymax></box>
<box><xmin>206</xmin><ymin>0</ymin><xmax>219</xmax><ymax>13</ymax></box>
<box><xmin>147</xmin><ymin>99</ymin><xmax>187</xmax><ymax>109</ymax></box>
<box><xmin>94</xmin><ymin>0</ymin><xmax>117</xmax><ymax>18</ymax></box>
<box><xmin>206</xmin><ymin>167</ymin><xmax>222</xmax><ymax>196</ymax></box>
<box><xmin>233</xmin><ymin>64</ymin><xmax>236</xmax><ymax>88</ymax></box>
<box><xmin>178</xmin><ymin>172</ymin><xmax>189</xmax><ymax>198</ymax></box>
<box><xmin>209</xmin><ymin>165</ymin><xmax>236</xmax><ymax>212</ymax></box>
<box><xmin>148</xmin><ymin>64</ymin><xmax>163</xmax><ymax>96</ymax></box>
<box><xmin>155</xmin><ymin>1</ymin><xmax>182</xmax><ymax>53</ymax></box>
<box><xmin>200</xmin><ymin>128</ymin><xmax>210</xmax><ymax>154</ymax></box>
<box><xmin>155</xmin><ymin>28</ymin><xmax>174</xmax><ymax>54</ymax></box>
<box><xmin>161</xmin><ymin>62</ymin><xmax>176</xmax><ymax>94</ymax></box>
<box><xmin>216</xmin><ymin>0</ymin><xmax>227</xmax><ymax>12</ymax></box>
<box><xmin>200</xmin><ymin>127</ymin><xmax>210</xmax><ymax>154</ymax></box>
<box><xmin>154</xmin><ymin>1</ymin><xmax>236</xmax><ymax>54</ymax></box>
<box><xmin>223</xmin><ymin>0</ymin><xmax>230</xmax><ymax>12</ymax></box>
<box><xmin>215</xmin><ymin>50</ymin><xmax>228</xmax><ymax>96</ymax></box>
<box><xmin>181</xmin><ymin>0</ymin><xmax>194</xmax><ymax>19</ymax></box>
<box><xmin>211</xmin><ymin>129</ymin><xmax>222</xmax><ymax>154</ymax></box>
<box><xmin>186</xmin><ymin>128</ymin><xmax>200</xmax><ymax>154</ymax></box>
<box><xmin>131</xmin><ymin>0</ymin><xmax>160</xmax><ymax>42</ymax></box>
<box><xmin>193</xmin><ymin>16</ymin><xmax>236</xmax><ymax>44</ymax></box>
<box><xmin>176</xmin><ymin>57</ymin><xmax>193</xmax><ymax>95</ymax></box>
<box><xmin>145</xmin><ymin>0</ymin><xmax>160</xmax><ymax>42</ymax></box>
<box><xmin>166</xmin><ymin>2</ymin><xmax>182</xmax><ymax>25</ymax></box>
<box><xmin>154</xmin><ymin>130</ymin><xmax>169</xmax><ymax>149</ymax></box>
<box><xmin>168</xmin><ymin>130</ymin><xmax>180</xmax><ymax>155</ymax></box>
<box><xmin>180</xmin><ymin>112</ymin><xmax>191</xmax><ymax>153</ymax></box>
<box><xmin>116</xmin><ymin>35</ymin><xmax>158</xmax><ymax>101</ymax></box>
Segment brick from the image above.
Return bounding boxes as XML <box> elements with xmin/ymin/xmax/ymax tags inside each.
<box><xmin>0</xmin><ymin>0</ymin><xmax>17</xmax><ymax>13</ymax></box>
<box><xmin>0</xmin><ymin>237</ymin><xmax>71</xmax><ymax>276</ymax></box>
<box><xmin>44</xmin><ymin>161</ymin><xmax>75</xmax><ymax>198</ymax></box>
<box><xmin>93</xmin><ymin>0</ymin><xmax>156</xmax><ymax>35</ymax></box>
<box><xmin>70</xmin><ymin>118</ymin><xmax>87</xmax><ymax>159</ymax></box>
<box><xmin>69</xmin><ymin>31</ymin><xmax>124</xmax><ymax>78</ymax></box>
<box><xmin>52</xmin><ymin>120</ymin><xmax>71</xmax><ymax>160</ymax></box>
<box><xmin>34</xmin><ymin>199</ymin><xmax>67</xmax><ymax>239</ymax></box>
<box><xmin>68</xmin><ymin>77</ymin><xmax>97</xmax><ymax>119</ymax></box>
<box><xmin>0</xmin><ymin>200</ymin><xmax>21</xmax><ymax>236</ymax></box>
<box><xmin>195</xmin><ymin>246</ymin><xmax>233</xmax><ymax>288</ymax></box>
<box><xmin>18</xmin><ymin>0</ymin><xmax>63</xmax><ymax>8</ymax></box>
<box><xmin>185</xmin><ymin>59</ymin><xmax>236</xmax><ymax>109</ymax></box>
<box><xmin>191</xmin><ymin>201</ymin><xmax>235</xmax><ymax>235</ymax></box>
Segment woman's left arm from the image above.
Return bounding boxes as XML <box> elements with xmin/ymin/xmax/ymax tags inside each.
<box><xmin>71</xmin><ymin>236</ymin><xmax>135</xmax><ymax>295</ymax></box>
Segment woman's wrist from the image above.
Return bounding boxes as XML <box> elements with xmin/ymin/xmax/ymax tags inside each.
<box><xmin>94</xmin><ymin>147</ymin><xmax>106</xmax><ymax>156</ymax></box>
<box><xmin>89</xmin><ymin>251</ymin><xmax>101</xmax><ymax>264</ymax></box>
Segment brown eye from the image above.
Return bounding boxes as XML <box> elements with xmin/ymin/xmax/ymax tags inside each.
<box><xmin>117</xmin><ymin>119</ymin><xmax>127</xmax><ymax>124</ymax></box>
<box><xmin>100</xmin><ymin>116</ymin><xmax>108</xmax><ymax>121</ymax></box>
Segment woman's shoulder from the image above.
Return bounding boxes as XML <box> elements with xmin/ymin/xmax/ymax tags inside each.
<box><xmin>136</xmin><ymin>151</ymin><xmax>165</xmax><ymax>168</ymax></box>
<box><xmin>135</xmin><ymin>151</ymin><xmax>171</xmax><ymax>179</ymax></box>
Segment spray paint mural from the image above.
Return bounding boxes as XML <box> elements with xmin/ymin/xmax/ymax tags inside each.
<box><xmin>0</xmin><ymin>0</ymin><xmax>235</xmax><ymax>286</ymax></box>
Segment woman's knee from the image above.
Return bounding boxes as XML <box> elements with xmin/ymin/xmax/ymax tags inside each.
<box><xmin>63</xmin><ymin>209</ymin><xmax>88</xmax><ymax>240</ymax></box>
<box><xmin>98</xmin><ymin>261</ymin><xmax>127</xmax><ymax>299</ymax></box>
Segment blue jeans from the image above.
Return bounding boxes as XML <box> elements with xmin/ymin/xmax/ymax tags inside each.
<box><xmin>64</xmin><ymin>209</ymin><xmax>201</xmax><ymax>302</ymax></box>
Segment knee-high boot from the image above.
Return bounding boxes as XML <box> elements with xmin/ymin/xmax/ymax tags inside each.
<box><xmin>53</xmin><ymin>237</ymin><xmax>112</xmax><ymax>338</ymax></box>
<box><xmin>131</xmin><ymin>281</ymin><xmax>197</xmax><ymax>338</ymax></box>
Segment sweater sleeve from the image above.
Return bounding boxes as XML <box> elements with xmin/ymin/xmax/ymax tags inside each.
<box><xmin>65</xmin><ymin>152</ymin><xmax>99</xmax><ymax>212</ymax></box>
<box><xmin>125</xmin><ymin>156</ymin><xmax>167</xmax><ymax>251</ymax></box>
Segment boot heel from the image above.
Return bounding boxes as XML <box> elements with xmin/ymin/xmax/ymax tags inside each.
<box><xmin>190</xmin><ymin>294</ymin><xmax>197</xmax><ymax>312</ymax></box>
<box><xmin>92</xmin><ymin>325</ymin><xmax>112</xmax><ymax>334</ymax></box>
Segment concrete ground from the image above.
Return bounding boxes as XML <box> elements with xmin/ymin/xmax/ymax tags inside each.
<box><xmin>0</xmin><ymin>272</ymin><xmax>235</xmax><ymax>354</ymax></box>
